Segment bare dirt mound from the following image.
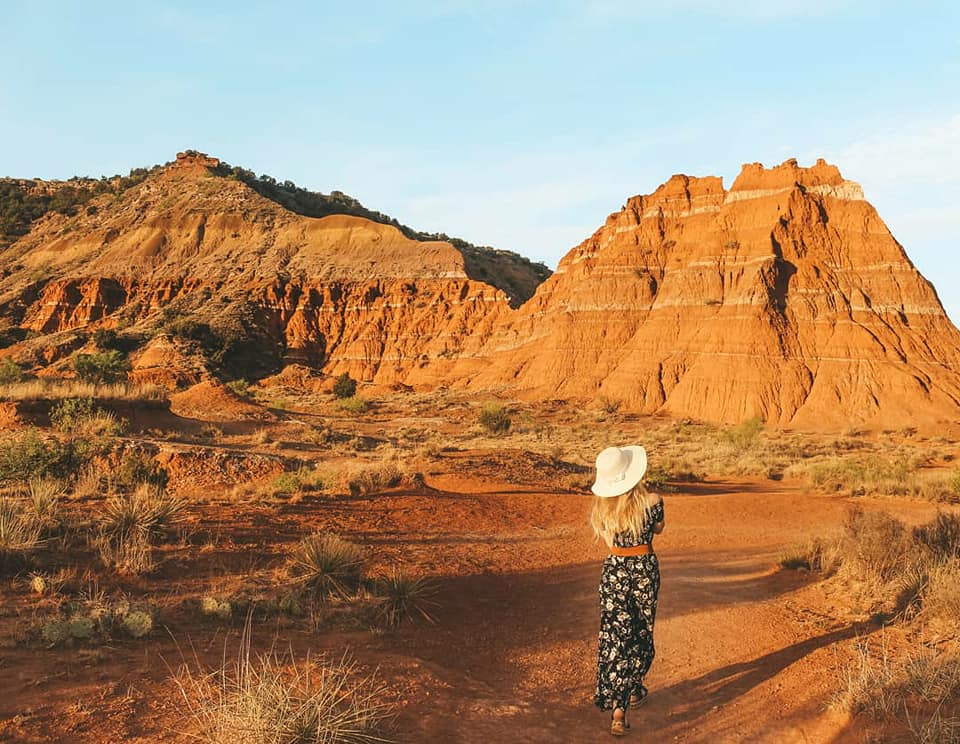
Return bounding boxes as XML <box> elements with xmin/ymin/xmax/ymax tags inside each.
<box><xmin>168</xmin><ymin>379</ymin><xmax>276</xmax><ymax>422</ymax></box>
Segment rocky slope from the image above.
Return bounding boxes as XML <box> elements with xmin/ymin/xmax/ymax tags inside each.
<box><xmin>427</xmin><ymin>159</ymin><xmax>960</xmax><ymax>429</ymax></box>
<box><xmin>0</xmin><ymin>152</ymin><xmax>541</xmax><ymax>382</ymax></box>
<box><xmin>1</xmin><ymin>153</ymin><xmax>958</xmax><ymax>430</ymax></box>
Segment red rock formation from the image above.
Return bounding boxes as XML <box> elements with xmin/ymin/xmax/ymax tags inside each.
<box><xmin>2</xmin><ymin>155</ymin><xmax>958</xmax><ymax>430</ymax></box>
<box><xmin>433</xmin><ymin>159</ymin><xmax>960</xmax><ymax>429</ymax></box>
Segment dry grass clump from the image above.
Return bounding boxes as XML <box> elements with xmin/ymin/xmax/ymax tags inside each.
<box><xmin>373</xmin><ymin>570</ymin><xmax>438</xmax><ymax>628</ymax></box>
<box><xmin>262</xmin><ymin>467</ymin><xmax>326</xmax><ymax>500</ymax></box>
<box><xmin>0</xmin><ymin>378</ymin><xmax>167</xmax><ymax>403</ymax></box>
<box><xmin>477</xmin><ymin>402</ymin><xmax>511</xmax><ymax>435</ymax></box>
<box><xmin>835</xmin><ymin>636</ymin><xmax>960</xmax><ymax>742</ymax></box>
<box><xmin>23</xmin><ymin>476</ymin><xmax>64</xmax><ymax>531</ymax></box>
<box><xmin>786</xmin><ymin>509</ymin><xmax>960</xmax><ymax>622</ymax></box>
<box><xmin>288</xmin><ymin>532</ymin><xmax>366</xmax><ymax>600</ymax></box>
<box><xmin>0</xmin><ymin>497</ymin><xmax>44</xmax><ymax>572</ymax></box>
<box><xmin>797</xmin><ymin>455</ymin><xmax>958</xmax><ymax>501</ymax></box>
<box><xmin>345</xmin><ymin>462</ymin><xmax>406</xmax><ymax>497</ymax></box>
<box><xmin>173</xmin><ymin>632</ymin><xmax>394</xmax><ymax>743</ymax></box>
<box><xmin>778</xmin><ymin>535</ymin><xmax>843</xmax><ymax>573</ymax></box>
<box><xmin>338</xmin><ymin>396</ymin><xmax>370</xmax><ymax>414</ymax></box>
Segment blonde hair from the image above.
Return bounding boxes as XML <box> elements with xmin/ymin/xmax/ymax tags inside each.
<box><xmin>590</xmin><ymin>482</ymin><xmax>657</xmax><ymax>540</ymax></box>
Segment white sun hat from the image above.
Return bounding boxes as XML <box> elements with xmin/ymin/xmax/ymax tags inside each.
<box><xmin>591</xmin><ymin>445</ymin><xmax>648</xmax><ymax>498</ymax></box>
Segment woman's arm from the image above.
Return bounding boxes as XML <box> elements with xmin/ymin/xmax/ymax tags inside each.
<box><xmin>651</xmin><ymin>493</ymin><xmax>665</xmax><ymax>534</ymax></box>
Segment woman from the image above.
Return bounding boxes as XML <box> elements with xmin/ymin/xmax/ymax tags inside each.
<box><xmin>590</xmin><ymin>445</ymin><xmax>665</xmax><ymax>736</ymax></box>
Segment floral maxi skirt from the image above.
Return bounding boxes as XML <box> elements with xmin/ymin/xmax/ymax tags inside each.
<box><xmin>594</xmin><ymin>554</ymin><xmax>660</xmax><ymax>711</ymax></box>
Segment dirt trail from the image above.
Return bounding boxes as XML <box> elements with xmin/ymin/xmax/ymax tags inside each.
<box><xmin>5</xmin><ymin>468</ymin><xmax>948</xmax><ymax>742</ymax></box>
<box><xmin>370</xmin><ymin>475</ymin><xmax>931</xmax><ymax>743</ymax></box>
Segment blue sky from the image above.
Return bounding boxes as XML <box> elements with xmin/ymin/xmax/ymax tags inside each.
<box><xmin>3</xmin><ymin>1</ymin><xmax>959</xmax><ymax>320</ymax></box>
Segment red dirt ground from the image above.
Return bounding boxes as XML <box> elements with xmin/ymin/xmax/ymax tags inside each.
<box><xmin>2</xmin><ymin>460</ymin><xmax>949</xmax><ymax>743</ymax></box>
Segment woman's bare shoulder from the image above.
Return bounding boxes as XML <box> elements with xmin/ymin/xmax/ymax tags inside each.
<box><xmin>650</xmin><ymin>492</ymin><xmax>663</xmax><ymax>506</ymax></box>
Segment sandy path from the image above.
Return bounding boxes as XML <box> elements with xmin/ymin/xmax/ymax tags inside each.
<box><xmin>370</xmin><ymin>476</ymin><xmax>937</xmax><ymax>743</ymax></box>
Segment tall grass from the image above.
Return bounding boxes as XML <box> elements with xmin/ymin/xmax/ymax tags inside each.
<box><xmin>173</xmin><ymin>627</ymin><xmax>394</xmax><ymax>743</ymax></box>
<box><xmin>0</xmin><ymin>497</ymin><xmax>44</xmax><ymax>571</ymax></box>
<box><xmin>835</xmin><ymin>635</ymin><xmax>960</xmax><ymax>742</ymax></box>
<box><xmin>0</xmin><ymin>378</ymin><xmax>167</xmax><ymax>402</ymax></box>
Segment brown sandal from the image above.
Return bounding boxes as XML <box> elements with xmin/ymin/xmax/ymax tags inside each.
<box><xmin>610</xmin><ymin>710</ymin><xmax>628</xmax><ymax>737</ymax></box>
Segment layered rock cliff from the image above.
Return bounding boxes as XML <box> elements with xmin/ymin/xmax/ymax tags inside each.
<box><xmin>427</xmin><ymin>158</ymin><xmax>960</xmax><ymax>429</ymax></box>
<box><xmin>0</xmin><ymin>152</ymin><xmax>536</xmax><ymax>382</ymax></box>
<box><xmin>2</xmin><ymin>153</ymin><xmax>958</xmax><ymax>430</ymax></box>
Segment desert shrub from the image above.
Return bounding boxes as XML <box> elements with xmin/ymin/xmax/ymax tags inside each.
<box><xmin>49</xmin><ymin>397</ymin><xmax>125</xmax><ymax>437</ymax></box>
<box><xmin>914</xmin><ymin>512</ymin><xmax>960</xmax><ymax>560</ymax></box>
<box><xmin>338</xmin><ymin>396</ymin><xmax>369</xmax><ymax>414</ymax></box>
<box><xmin>288</xmin><ymin>532</ymin><xmax>365</xmax><ymax>599</ymax></box>
<box><xmin>346</xmin><ymin>462</ymin><xmax>404</xmax><ymax>496</ymax></box>
<box><xmin>172</xmin><ymin>638</ymin><xmax>394</xmax><ymax>744</ymax></box>
<box><xmin>722</xmin><ymin>416</ymin><xmax>764</xmax><ymax>450</ymax></box>
<box><xmin>225</xmin><ymin>379</ymin><xmax>250</xmax><ymax>398</ymax></box>
<box><xmin>332</xmin><ymin>373</ymin><xmax>357</xmax><ymax>400</ymax></box>
<box><xmin>201</xmin><ymin>596</ymin><xmax>233</xmax><ymax>621</ymax></box>
<box><xmin>0</xmin><ymin>357</ymin><xmax>25</xmax><ymax>384</ymax></box>
<box><xmin>804</xmin><ymin>455</ymin><xmax>916</xmax><ymax>496</ymax></box>
<box><xmin>841</xmin><ymin>507</ymin><xmax>911</xmax><ymax>583</ymax></box>
<box><xmin>374</xmin><ymin>570</ymin><xmax>438</xmax><ymax>627</ymax></box>
<box><xmin>165</xmin><ymin>317</ymin><xmax>216</xmax><ymax>345</ymax></box>
<box><xmin>264</xmin><ymin>468</ymin><xmax>325</xmax><ymax>499</ymax></box>
<box><xmin>835</xmin><ymin>637</ymin><xmax>960</xmax><ymax>739</ymax></box>
<box><xmin>478</xmin><ymin>403</ymin><xmax>511</xmax><ymax>434</ymax></box>
<box><xmin>0</xmin><ymin>429</ymin><xmax>80</xmax><ymax>482</ymax></box>
<box><xmin>597</xmin><ymin>396</ymin><xmax>621</xmax><ymax>415</ymax></box>
<box><xmin>73</xmin><ymin>350</ymin><xmax>130</xmax><ymax>384</ymax></box>
<box><xmin>116</xmin><ymin>450</ymin><xmax>169</xmax><ymax>490</ymax></box>
<box><xmin>49</xmin><ymin>397</ymin><xmax>95</xmax><ymax>431</ymax></box>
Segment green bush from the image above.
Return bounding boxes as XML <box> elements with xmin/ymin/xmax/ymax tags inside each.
<box><xmin>0</xmin><ymin>429</ymin><xmax>79</xmax><ymax>482</ymax></box>
<box><xmin>116</xmin><ymin>450</ymin><xmax>169</xmax><ymax>490</ymax></box>
<box><xmin>225</xmin><ymin>379</ymin><xmax>249</xmax><ymax>398</ymax></box>
<box><xmin>49</xmin><ymin>397</ymin><xmax>95</xmax><ymax>431</ymax></box>
<box><xmin>0</xmin><ymin>357</ymin><xmax>25</xmax><ymax>384</ymax></box>
<box><xmin>73</xmin><ymin>351</ymin><xmax>130</xmax><ymax>384</ymax></box>
<box><xmin>338</xmin><ymin>396</ymin><xmax>369</xmax><ymax>414</ymax></box>
<box><xmin>478</xmin><ymin>403</ymin><xmax>511</xmax><ymax>434</ymax></box>
<box><xmin>332</xmin><ymin>373</ymin><xmax>357</xmax><ymax>399</ymax></box>
<box><xmin>723</xmin><ymin>416</ymin><xmax>764</xmax><ymax>450</ymax></box>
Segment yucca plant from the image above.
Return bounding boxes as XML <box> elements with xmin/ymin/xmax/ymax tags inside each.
<box><xmin>100</xmin><ymin>483</ymin><xmax>185</xmax><ymax>542</ymax></box>
<box><xmin>374</xmin><ymin>569</ymin><xmax>439</xmax><ymax>627</ymax></box>
<box><xmin>25</xmin><ymin>476</ymin><xmax>64</xmax><ymax>530</ymax></box>
<box><xmin>288</xmin><ymin>532</ymin><xmax>365</xmax><ymax>599</ymax></box>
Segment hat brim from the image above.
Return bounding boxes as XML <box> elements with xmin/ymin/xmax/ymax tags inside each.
<box><xmin>591</xmin><ymin>445</ymin><xmax>648</xmax><ymax>497</ymax></box>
